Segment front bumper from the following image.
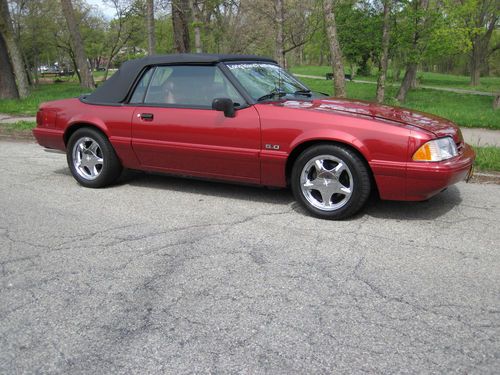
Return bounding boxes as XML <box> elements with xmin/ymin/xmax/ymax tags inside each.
<box><xmin>405</xmin><ymin>143</ymin><xmax>475</xmax><ymax>200</ymax></box>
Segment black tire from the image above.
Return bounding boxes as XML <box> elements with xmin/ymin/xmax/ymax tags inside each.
<box><xmin>66</xmin><ymin>127</ymin><xmax>122</xmax><ymax>188</ymax></box>
<box><xmin>291</xmin><ymin>144</ymin><xmax>371</xmax><ymax>219</ymax></box>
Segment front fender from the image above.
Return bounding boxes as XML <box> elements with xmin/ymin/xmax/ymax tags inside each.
<box><xmin>289</xmin><ymin>129</ymin><xmax>373</xmax><ymax>162</ymax></box>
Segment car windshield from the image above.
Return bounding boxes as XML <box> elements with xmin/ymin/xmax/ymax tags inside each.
<box><xmin>225</xmin><ymin>62</ymin><xmax>311</xmax><ymax>102</ymax></box>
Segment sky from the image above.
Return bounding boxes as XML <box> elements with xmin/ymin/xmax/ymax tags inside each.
<box><xmin>85</xmin><ymin>0</ymin><xmax>117</xmax><ymax>19</ymax></box>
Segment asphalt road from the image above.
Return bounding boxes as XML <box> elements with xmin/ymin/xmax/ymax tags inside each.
<box><xmin>1</xmin><ymin>140</ymin><xmax>499</xmax><ymax>374</ymax></box>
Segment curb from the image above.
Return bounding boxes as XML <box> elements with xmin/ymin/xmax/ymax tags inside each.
<box><xmin>471</xmin><ymin>171</ymin><xmax>500</xmax><ymax>185</ymax></box>
<box><xmin>0</xmin><ymin>129</ymin><xmax>35</xmax><ymax>141</ymax></box>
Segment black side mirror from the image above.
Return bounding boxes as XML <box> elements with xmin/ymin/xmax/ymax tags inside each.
<box><xmin>212</xmin><ymin>98</ymin><xmax>235</xmax><ymax>118</ymax></box>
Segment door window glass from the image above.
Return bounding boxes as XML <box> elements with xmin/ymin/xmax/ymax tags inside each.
<box><xmin>133</xmin><ymin>65</ymin><xmax>244</xmax><ymax>107</ymax></box>
<box><xmin>129</xmin><ymin>68</ymin><xmax>154</xmax><ymax>103</ymax></box>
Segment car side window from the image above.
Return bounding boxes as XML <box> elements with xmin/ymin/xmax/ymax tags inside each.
<box><xmin>144</xmin><ymin>67</ymin><xmax>173</xmax><ymax>103</ymax></box>
<box><xmin>129</xmin><ymin>68</ymin><xmax>154</xmax><ymax>104</ymax></box>
<box><xmin>133</xmin><ymin>65</ymin><xmax>244</xmax><ymax>108</ymax></box>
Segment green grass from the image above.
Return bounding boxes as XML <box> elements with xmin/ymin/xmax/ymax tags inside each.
<box><xmin>474</xmin><ymin>147</ymin><xmax>500</xmax><ymax>172</ymax></box>
<box><xmin>0</xmin><ymin>83</ymin><xmax>90</xmax><ymax>116</ymax></box>
<box><xmin>290</xmin><ymin>66</ymin><xmax>500</xmax><ymax>93</ymax></box>
<box><xmin>5</xmin><ymin>120</ymin><xmax>36</xmax><ymax>130</ymax></box>
<box><xmin>300</xmin><ymin>78</ymin><xmax>500</xmax><ymax>129</ymax></box>
<box><xmin>0</xmin><ymin>70</ymin><xmax>116</xmax><ymax>116</ymax></box>
<box><xmin>1</xmin><ymin>120</ymin><xmax>35</xmax><ymax>132</ymax></box>
<box><xmin>0</xmin><ymin>120</ymin><xmax>36</xmax><ymax>136</ymax></box>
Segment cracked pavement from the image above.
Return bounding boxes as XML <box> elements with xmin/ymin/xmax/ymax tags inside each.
<box><xmin>1</xmin><ymin>140</ymin><xmax>499</xmax><ymax>374</ymax></box>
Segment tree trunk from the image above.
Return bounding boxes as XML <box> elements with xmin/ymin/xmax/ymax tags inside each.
<box><xmin>0</xmin><ymin>33</ymin><xmax>18</xmax><ymax>99</ymax></box>
<box><xmin>376</xmin><ymin>0</ymin><xmax>391</xmax><ymax>103</ymax></box>
<box><xmin>394</xmin><ymin>66</ymin><xmax>401</xmax><ymax>80</ymax></box>
<box><xmin>68</xmin><ymin>48</ymin><xmax>81</xmax><ymax>83</ymax></box>
<box><xmin>189</xmin><ymin>1</ymin><xmax>202</xmax><ymax>53</ymax></box>
<box><xmin>395</xmin><ymin>0</ymin><xmax>428</xmax><ymax>102</ymax></box>
<box><xmin>60</xmin><ymin>0</ymin><xmax>95</xmax><ymax>89</ymax></box>
<box><xmin>22</xmin><ymin>50</ymin><xmax>33</xmax><ymax>86</ymax></box>
<box><xmin>410</xmin><ymin>73</ymin><xmax>418</xmax><ymax>88</ymax></box>
<box><xmin>275</xmin><ymin>0</ymin><xmax>286</xmax><ymax>67</ymax></box>
<box><xmin>33</xmin><ymin>53</ymin><xmax>39</xmax><ymax>85</ymax></box>
<box><xmin>396</xmin><ymin>63</ymin><xmax>417</xmax><ymax>102</ymax></box>
<box><xmin>103</xmin><ymin>59</ymin><xmax>112</xmax><ymax>82</ymax></box>
<box><xmin>323</xmin><ymin>0</ymin><xmax>346</xmax><ymax>98</ymax></box>
<box><xmin>146</xmin><ymin>0</ymin><xmax>156</xmax><ymax>55</ymax></box>
<box><xmin>194</xmin><ymin>25</ymin><xmax>201</xmax><ymax>53</ymax></box>
<box><xmin>0</xmin><ymin>0</ymin><xmax>29</xmax><ymax>98</ymax></box>
<box><xmin>33</xmin><ymin>51</ymin><xmax>40</xmax><ymax>85</ymax></box>
<box><xmin>172</xmin><ymin>0</ymin><xmax>190</xmax><ymax>53</ymax></box>
<box><xmin>469</xmin><ymin>13</ymin><xmax>498</xmax><ymax>86</ymax></box>
<box><xmin>493</xmin><ymin>94</ymin><xmax>500</xmax><ymax>110</ymax></box>
<box><xmin>470</xmin><ymin>42</ymin><xmax>482</xmax><ymax>86</ymax></box>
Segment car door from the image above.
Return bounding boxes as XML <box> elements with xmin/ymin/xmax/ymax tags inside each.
<box><xmin>130</xmin><ymin>65</ymin><xmax>261</xmax><ymax>184</ymax></box>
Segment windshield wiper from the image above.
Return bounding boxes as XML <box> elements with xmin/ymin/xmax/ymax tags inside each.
<box><xmin>257</xmin><ymin>90</ymin><xmax>287</xmax><ymax>102</ymax></box>
<box><xmin>294</xmin><ymin>89</ymin><xmax>312</xmax><ymax>97</ymax></box>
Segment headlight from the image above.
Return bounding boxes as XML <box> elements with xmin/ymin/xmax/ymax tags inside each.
<box><xmin>412</xmin><ymin>137</ymin><xmax>458</xmax><ymax>162</ymax></box>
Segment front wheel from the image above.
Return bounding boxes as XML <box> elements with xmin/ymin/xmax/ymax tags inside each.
<box><xmin>291</xmin><ymin>144</ymin><xmax>371</xmax><ymax>219</ymax></box>
<box><xmin>67</xmin><ymin>128</ymin><xmax>122</xmax><ymax>188</ymax></box>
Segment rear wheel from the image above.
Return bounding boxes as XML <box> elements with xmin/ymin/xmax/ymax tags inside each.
<box><xmin>291</xmin><ymin>144</ymin><xmax>371</xmax><ymax>219</ymax></box>
<box><xmin>67</xmin><ymin>128</ymin><xmax>122</xmax><ymax>188</ymax></box>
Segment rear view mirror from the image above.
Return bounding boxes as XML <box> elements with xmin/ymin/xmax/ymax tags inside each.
<box><xmin>212</xmin><ymin>98</ymin><xmax>235</xmax><ymax>118</ymax></box>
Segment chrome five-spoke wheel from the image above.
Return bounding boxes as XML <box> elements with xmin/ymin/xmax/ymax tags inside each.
<box><xmin>67</xmin><ymin>128</ymin><xmax>122</xmax><ymax>188</ymax></box>
<box><xmin>300</xmin><ymin>155</ymin><xmax>353</xmax><ymax>211</ymax></box>
<box><xmin>72</xmin><ymin>137</ymin><xmax>104</xmax><ymax>180</ymax></box>
<box><xmin>291</xmin><ymin>144</ymin><xmax>371</xmax><ymax>219</ymax></box>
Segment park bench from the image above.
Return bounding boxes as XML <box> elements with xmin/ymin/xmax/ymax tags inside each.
<box><xmin>39</xmin><ymin>71</ymin><xmax>74</xmax><ymax>78</ymax></box>
<box><xmin>326</xmin><ymin>72</ymin><xmax>352</xmax><ymax>81</ymax></box>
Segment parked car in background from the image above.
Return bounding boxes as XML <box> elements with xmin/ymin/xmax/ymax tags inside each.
<box><xmin>33</xmin><ymin>54</ymin><xmax>475</xmax><ymax>219</ymax></box>
<box><xmin>38</xmin><ymin>65</ymin><xmax>74</xmax><ymax>77</ymax></box>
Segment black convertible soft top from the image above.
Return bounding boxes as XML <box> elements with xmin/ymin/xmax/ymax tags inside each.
<box><xmin>81</xmin><ymin>53</ymin><xmax>276</xmax><ymax>105</ymax></box>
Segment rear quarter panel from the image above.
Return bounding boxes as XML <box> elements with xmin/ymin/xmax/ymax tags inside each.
<box><xmin>36</xmin><ymin>99</ymin><xmax>140</xmax><ymax>169</ymax></box>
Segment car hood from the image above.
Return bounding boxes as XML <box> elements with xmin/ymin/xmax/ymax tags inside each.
<box><xmin>276</xmin><ymin>98</ymin><xmax>462</xmax><ymax>141</ymax></box>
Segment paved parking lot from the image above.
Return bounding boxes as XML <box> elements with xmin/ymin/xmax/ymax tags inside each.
<box><xmin>1</xmin><ymin>140</ymin><xmax>499</xmax><ymax>374</ymax></box>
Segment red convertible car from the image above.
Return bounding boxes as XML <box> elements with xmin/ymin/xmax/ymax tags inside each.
<box><xmin>33</xmin><ymin>54</ymin><xmax>475</xmax><ymax>219</ymax></box>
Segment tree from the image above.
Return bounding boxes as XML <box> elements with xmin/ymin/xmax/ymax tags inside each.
<box><xmin>102</xmin><ymin>0</ymin><xmax>135</xmax><ymax>80</ymax></box>
<box><xmin>275</xmin><ymin>0</ymin><xmax>285</xmax><ymax>66</ymax></box>
<box><xmin>10</xmin><ymin>0</ymin><xmax>77</xmax><ymax>81</ymax></box>
<box><xmin>248</xmin><ymin>0</ymin><xmax>318</xmax><ymax>68</ymax></box>
<box><xmin>60</xmin><ymin>0</ymin><xmax>95</xmax><ymax>89</ymax></box>
<box><xmin>323</xmin><ymin>0</ymin><xmax>346</xmax><ymax>97</ymax></box>
<box><xmin>172</xmin><ymin>0</ymin><xmax>190</xmax><ymax>53</ymax></box>
<box><xmin>211</xmin><ymin>0</ymin><xmax>261</xmax><ymax>54</ymax></box>
<box><xmin>0</xmin><ymin>0</ymin><xmax>29</xmax><ymax>98</ymax></box>
<box><xmin>335</xmin><ymin>0</ymin><xmax>380</xmax><ymax>77</ymax></box>
<box><xmin>0</xmin><ymin>33</ymin><xmax>18</xmax><ymax>99</ymax></box>
<box><xmin>376</xmin><ymin>0</ymin><xmax>392</xmax><ymax>103</ymax></box>
<box><xmin>189</xmin><ymin>0</ymin><xmax>203</xmax><ymax>53</ymax></box>
<box><xmin>466</xmin><ymin>0</ymin><xmax>499</xmax><ymax>86</ymax></box>
<box><xmin>84</xmin><ymin>12</ymin><xmax>107</xmax><ymax>70</ymax></box>
<box><xmin>396</xmin><ymin>0</ymin><xmax>429</xmax><ymax>102</ymax></box>
<box><xmin>146</xmin><ymin>0</ymin><xmax>155</xmax><ymax>55</ymax></box>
